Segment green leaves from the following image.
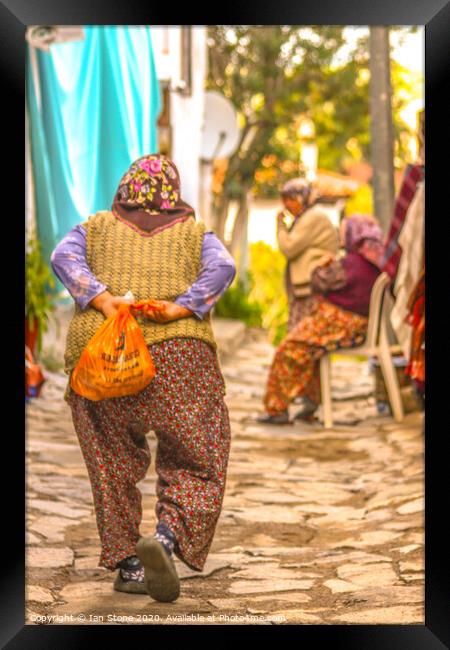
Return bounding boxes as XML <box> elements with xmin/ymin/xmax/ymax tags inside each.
<box><xmin>25</xmin><ymin>237</ymin><xmax>55</xmax><ymax>352</ymax></box>
<box><xmin>207</xmin><ymin>26</ymin><xmax>418</xmax><ymax>202</ymax></box>
<box><xmin>214</xmin><ymin>242</ymin><xmax>289</xmax><ymax>345</ymax></box>
<box><xmin>214</xmin><ymin>273</ymin><xmax>263</xmax><ymax>328</ymax></box>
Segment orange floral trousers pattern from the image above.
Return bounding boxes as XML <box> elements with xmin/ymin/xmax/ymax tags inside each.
<box><xmin>264</xmin><ymin>296</ymin><xmax>368</xmax><ymax>414</ymax></box>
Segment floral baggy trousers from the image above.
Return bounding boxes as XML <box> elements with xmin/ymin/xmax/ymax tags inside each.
<box><xmin>67</xmin><ymin>338</ymin><xmax>231</xmax><ymax>572</ymax></box>
<box><xmin>264</xmin><ymin>297</ymin><xmax>368</xmax><ymax>414</ymax></box>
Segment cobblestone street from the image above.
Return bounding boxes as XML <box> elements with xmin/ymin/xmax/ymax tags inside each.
<box><xmin>26</xmin><ymin>323</ymin><xmax>424</xmax><ymax>626</ymax></box>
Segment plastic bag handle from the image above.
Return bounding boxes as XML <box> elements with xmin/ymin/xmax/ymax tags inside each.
<box><xmin>107</xmin><ymin>303</ymin><xmax>132</xmax><ymax>331</ymax></box>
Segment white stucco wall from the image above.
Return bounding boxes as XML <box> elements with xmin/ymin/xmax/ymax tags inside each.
<box><xmin>151</xmin><ymin>26</ymin><xmax>207</xmax><ymax>217</ymax></box>
<box><xmin>25</xmin><ymin>105</ymin><xmax>36</xmax><ymax>244</ymax></box>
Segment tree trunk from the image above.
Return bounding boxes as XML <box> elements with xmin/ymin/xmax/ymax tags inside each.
<box><xmin>230</xmin><ymin>193</ymin><xmax>248</xmax><ymax>258</ymax></box>
<box><xmin>211</xmin><ymin>193</ymin><xmax>230</xmax><ymax>242</ymax></box>
<box><xmin>369</xmin><ymin>27</ymin><xmax>395</xmax><ymax>236</ymax></box>
<box><xmin>209</xmin><ymin>122</ymin><xmax>254</xmax><ymax>241</ymax></box>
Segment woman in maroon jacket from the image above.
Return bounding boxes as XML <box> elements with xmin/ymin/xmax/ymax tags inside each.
<box><xmin>258</xmin><ymin>214</ymin><xmax>384</xmax><ymax>424</ymax></box>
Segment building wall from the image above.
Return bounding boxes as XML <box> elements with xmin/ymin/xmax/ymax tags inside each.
<box><xmin>151</xmin><ymin>26</ymin><xmax>207</xmax><ymax>217</ymax></box>
<box><xmin>25</xmin><ymin>45</ymin><xmax>41</xmax><ymax>244</ymax></box>
<box><xmin>25</xmin><ymin>107</ymin><xmax>36</xmax><ymax>243</ymax></box>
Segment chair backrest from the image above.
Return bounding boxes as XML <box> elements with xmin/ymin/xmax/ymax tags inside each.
<box><xmin>365</xmin><ymin>272</ymin><xmax>391</xmax><ymax>348</ymax></box>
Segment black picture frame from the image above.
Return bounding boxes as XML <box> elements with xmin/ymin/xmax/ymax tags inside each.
<box><xmin>4</xmin><ymin>0</ymin><xmax>449</xmax><ymax>645</ymax></box>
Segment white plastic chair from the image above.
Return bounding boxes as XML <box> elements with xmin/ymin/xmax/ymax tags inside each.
<box><xmin>319</xmin><ymin>272</ymin><xmax>405</xmax><ymax>428</ymax></box>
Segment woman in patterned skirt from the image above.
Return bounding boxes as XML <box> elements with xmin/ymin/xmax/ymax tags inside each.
<box><xmin>258</xmin><ymin>214</ymin><xmax>384</xmax><ymax>424</ymax></box>
<box><xmin>51</xmin><ymin>154</ymin><xmax>236</xmax><ymax>602</ymax></box>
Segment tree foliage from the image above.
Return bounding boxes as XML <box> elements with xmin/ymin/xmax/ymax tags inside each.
<box><xmin>25</xmin><ymin>237</ymin><xmax>55</xmax><ymax>352</ymax></box>
<box><xmin>207</xmin><ymin>26</ymin><xmax>347</xmax><ymax>239</ymax></box>
<box><xmin>206</xmin><ymin>26</ymin><xmax>419</xmax><ymax>242</ymax></box>
<box><xmin>214</xmin><ymin>241</ymin><xmax>289</xmax><ymax>345</ymax></box>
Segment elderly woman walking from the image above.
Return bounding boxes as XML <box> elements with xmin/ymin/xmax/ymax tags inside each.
<box><xmin>258</xmin><ymin>214</ymin><xmax>384</xmax><ymax>425</ymax></box>
<box><xmin>51</xmin><ymin>154</ymin><xmax>236</xmax><ymax>602</ymax></box>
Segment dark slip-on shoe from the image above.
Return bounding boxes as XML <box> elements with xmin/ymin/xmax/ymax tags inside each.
<box><xmin>136</xmin><ymin>537</ymin><xmax>180</xmax><ymax>603</ymax></box>
<box><xmin>113</xmin><ymin>569</ymin><xmax>148</xmax><ymax>595</ymax></box>
<box><xmin>293</xmin><ymin>409</ymin><xmax>318</xmax><ymax>422</ymax></box>
<box><xmin>256</xmin><ymin>412</ymin><xmax>291</xmax><ymax>425</ymax></box>
<box><xmin>293</xmin><ymin>399</ymin><xmax>319</xmax><ymax>422</ymax></box>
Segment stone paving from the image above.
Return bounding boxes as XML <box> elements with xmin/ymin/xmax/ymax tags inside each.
<box><xmin>26</xmin><ymin>325</ymin><xmax>424</xmax><ymax>626</ymax></box>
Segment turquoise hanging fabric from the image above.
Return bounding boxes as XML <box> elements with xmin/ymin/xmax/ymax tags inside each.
<box><xmin>26</xmin><ymin>26</ymin><xmax>161</xmax><ymax>278</ymax></box>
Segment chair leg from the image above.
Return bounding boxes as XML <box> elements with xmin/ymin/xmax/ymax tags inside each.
<box><xmin>378</xmin><ymin>327</ymin><xmax>404</xmax><ymax>422</ymax></box>
<box><xmin>320</xmin><ymin>354</ymin><xmax>333</xmax><ymax>429</ymax></box>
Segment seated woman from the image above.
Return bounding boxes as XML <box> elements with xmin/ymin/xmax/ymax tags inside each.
<box><xmin>258</xmin><ymin>214</ymin><xmax>385</xmax><ymax>424</ymax></box>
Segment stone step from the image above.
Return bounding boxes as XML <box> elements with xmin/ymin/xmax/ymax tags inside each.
<box><xmin>212</xmin><ymin>318</ymin><xmax>248</xmax><ymax>359</ymax></box>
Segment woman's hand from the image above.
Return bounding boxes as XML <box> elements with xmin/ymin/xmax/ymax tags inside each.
<box><xmin>317</xmin><ymin>253</ymin><xmax>334</xmax><ymax>268</ymax></box>
<box><xmin>89</xmin><ymin>291</ymin><xmax>130</xmax><ymax>318</ymax></box>
<box><xmin>134</xmin><ymin>300</ymin><xmax>193</xmax><ymax>323</ymax></box>
<box><xmin>277</xmin><ymin>211</ymin><xmax>287</xmax><ymax>226</ymax></box>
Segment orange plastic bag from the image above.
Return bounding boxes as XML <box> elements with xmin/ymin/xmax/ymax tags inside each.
<box><xmin>70</xmin><ymin>303</ymin><xmax>156</xmax><ymax>401</ymax></box>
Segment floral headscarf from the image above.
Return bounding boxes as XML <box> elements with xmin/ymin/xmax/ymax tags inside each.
<box><xmin>342</xmin><ymin>214</ymin><xmax>385</xmax><ymax>269</ymax></box>
<box><xmin>112</xmin><ymin>154</ymin><xmax>195</xmax><ymax>234</ymax></box>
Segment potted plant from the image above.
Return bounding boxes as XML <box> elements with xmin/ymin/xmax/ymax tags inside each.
<box><xmin>25</xmin><ymin>237</ymin><xmax>55</xmax><ymax>355</ymax></box>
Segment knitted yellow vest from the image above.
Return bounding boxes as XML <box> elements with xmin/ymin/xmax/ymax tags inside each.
<box><xmin>64</xmin><ymin>211</ymin><xmax>217</xmax><ymax>376</ymax></box>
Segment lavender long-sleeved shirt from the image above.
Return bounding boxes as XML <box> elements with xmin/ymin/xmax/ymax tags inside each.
<box><xmin>51</xmin><ymin>224</ymin><xmax>236</xmax><ymax>319</ymax></box>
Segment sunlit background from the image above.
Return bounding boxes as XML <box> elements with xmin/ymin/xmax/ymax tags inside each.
<box><xmin>26</xmin><ymin>25</ymin><xmax>424</xmax><ymax>348</ymax></box>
